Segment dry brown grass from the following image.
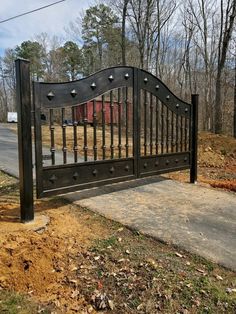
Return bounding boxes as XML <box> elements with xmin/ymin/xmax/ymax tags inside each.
<box><xmin>41</xmin><ymin>124</ymin><xmax>133</xmax><ymax>160</ymax></box>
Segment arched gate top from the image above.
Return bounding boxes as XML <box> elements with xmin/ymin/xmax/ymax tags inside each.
<box><xmin>33</xmin><ymin>66</ymin><xmax>191</xmax><ymax>117</ymax></box>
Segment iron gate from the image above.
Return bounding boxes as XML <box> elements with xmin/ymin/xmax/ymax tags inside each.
<box><xmin>15</xmin><ymin>59</ymin><xmax>198</xmax><ymax>221</ymax></box>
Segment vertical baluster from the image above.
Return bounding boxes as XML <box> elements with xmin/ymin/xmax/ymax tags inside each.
<box><xmin>185</xmin><ymin>116</ymin><xmax>188</xmax><ymax>151</ymax></box>
<box><xmin>93</xmin><ymin>99</ymin><xmax>97</xmax><ymax>160</ymax></box>
<box><xmin>161</xmin><ymin>103</ymin><xmax>164</xmax><ymax>154</ymax></box>
<box><xmin>155</xmin><ymin>97</ymin><xmax>159</xmax><ymax>154</ymax></box>
<box><xmin>72</xmin><ymin>106</ymin><xmax>78</xmax><ymax>163</ymax></box>
<box><xmin>49</xmin><ymin>109</ymin><xmax>55</xmax><ymax>165</ymax></box>
<box><xmin>102</xmin><ymin>95</ymin><xmax>106</xmax><ymax>160</ymax></box>
<box><xmin>171</xmin><ymin>111</ymin><xmax>174</xmax><ymax>153</ymax></box>
<box><xmin>180</xmin><ymin>115</ymin><xmax>183</xmax><ymax>152</ymax></box>
<box><xmin>150</xmin><ymin>94</ymin><xmax>153</xmax><ymax>155</ymax></box>
<box><xmin>166</xmin><ymin>108</ymin><xmax>169</xmax><ymax>153</ymax></box>
<box><xmin>61</xmin><ymin>108</ymin><xmax>67</xmax><ymax>164</ymax></box>
<box><xmin>118</xmin><ymin>88</ymin><xmax>122</xmax><ymax>158</ymax></box>
<box><xmin>125</xmin><ymin>86</ymin><xmax>129</xmax><ymax>158</ymax></box>
<box><xmin>83</xmin><ymin>103</ymin><xmax>88</xmax><ymax>161</ymax></box>
<box><xmin>110</xmin><ymin>91</ymin><xmax>114</xmax><ymax>159</ymax></box>
<box><xmin>144</xmin><ymin>90</ymin><xmax>147</xmax><ymax>155</ymax></box>
<box><xmin>176</xmin><ymin>113</ymin><xmax>179</xmax><ymax>152</ymax></box>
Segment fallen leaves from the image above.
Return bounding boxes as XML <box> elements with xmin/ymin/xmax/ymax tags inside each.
<box><xmin>91</xmin><ymin>290</ymin><xmax>114</xmax><ymax>310</ymax></box>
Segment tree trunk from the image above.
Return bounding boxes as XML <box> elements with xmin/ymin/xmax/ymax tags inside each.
<box><xmin>121</xmin><ymin>0</ymin><xmax>129</xmax><ymax>66</ymax></box>
<box><xmin>234</xmin><ymin>55</ymin><xmax>236</xmax><ymax>138</ymax></box>
<box><xmin>215</xmin><ymin>72</ymin><xmax>223</xmax><ymax>133</ymax></box>
<box><xmin>215</xmin><ymin>0</ymin><xmax>236</xmax><ymax>134</ymax></box>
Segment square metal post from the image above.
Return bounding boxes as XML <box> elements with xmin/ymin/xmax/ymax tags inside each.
<box><xmin>15</xmin><ymin>58</ymin><xmax>34</xmax><ymax>222</ymax></box>
<box><xmin>190</xmin><ymin>94</ymin><xmax>199</xmax><ymax>183</ymax></box>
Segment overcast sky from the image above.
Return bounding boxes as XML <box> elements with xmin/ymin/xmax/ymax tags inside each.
<box><xmin>0</xmin><ymin>0</ymin><xmax>91</xmax><ymax>56</ymax></box>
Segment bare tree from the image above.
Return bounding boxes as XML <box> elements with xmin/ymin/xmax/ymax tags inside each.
<box><xmin>215</xmin><ymin>0</ymin><xmax>236</xmax><ymax>134</ymax></box>
<box><xmin>188</xmin><ymin>0</ymin><xmax>218</xmax><ymax>131</ymax></box>
<box><xmin>122</xmin><ymin>0</ymin><xmax>130</xmax><ymax>65</ymax></box>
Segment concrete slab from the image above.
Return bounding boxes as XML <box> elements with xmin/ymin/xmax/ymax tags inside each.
<box><xmin>66</xmin><ymin>177</ymin><xmax>236</xmax><ymax>271</ymax></box>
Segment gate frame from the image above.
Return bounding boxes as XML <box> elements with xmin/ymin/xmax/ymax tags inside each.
<box><xmin>15</xmin><ymin>59</ymin><xmax>198</xmax><ymax>222</ymax></box>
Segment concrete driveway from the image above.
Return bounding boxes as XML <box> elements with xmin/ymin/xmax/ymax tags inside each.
<box><xmin>66</xmin><ymin>177</ymin><xmax>236</xmax><ymax>271</ymax></box>
<box><xmin>0</xmin><ymin>123</ymin><xmax>236</xmax><ymax>271</ymax></box>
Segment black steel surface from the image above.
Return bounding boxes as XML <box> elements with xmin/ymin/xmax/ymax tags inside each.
<box><xmin>30</xmin><ymin>66</ymin><xmax>197</xmax><ymax>198</ymax></box>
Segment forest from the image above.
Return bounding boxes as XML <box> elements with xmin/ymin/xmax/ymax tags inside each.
<box><xmin>0</xmin><ymin>0</ymin><xmax>235</xmax><ymax>136</ymax></box>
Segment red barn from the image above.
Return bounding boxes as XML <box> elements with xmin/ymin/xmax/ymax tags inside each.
<box><xmin>76</xmin><ymin>100</ymin><xmax>131</xmax><ymax>125</ymax></box>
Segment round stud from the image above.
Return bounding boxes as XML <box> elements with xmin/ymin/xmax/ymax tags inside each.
<box><xmin>73</xmin><ymin>172</ymin><xmax>79</xmax><ymax>180</ymax></box>
<box><xmin>176</xmin><ymin>103</ymin><xmax>180</xmax><ymax>108</ymax></box>
<box><xmin>70</xmin><ymin>89</ymin><xmax>77</xmax><ymax>97</ymax></box>
<box><xmin>108</xmin><ymin>75</ymin><xmax>114</xmax><ymax>82</ymax></box>
<box><xmin>166</xmin><ymin>160</ymin><xmax>170</xmax><ymax>165</ymax></box>
<box><xmin>144</xmin><ymin>77</ymin><xmax>148</xmax><ymax>83</ymax></box>
<box><xmin>49</xmin><ymin>174</ymin><xmax>57</xmax><ymax>183</ymax></box>
<box><xmin>185</xmin><ymin>108</ymin><xmax>188</xmax><ymax>112</ymax></box>
<box><xmin>125</xmin><ymin>165</ymin><xmax>129</xmax><ymax>171</ymax></box>
<box><xmin>144</xmin><ymin>162</ymin><xmax>148</xmax><ymax>168</ymax></box>
<box><xmin>155</xmin><ymin>161</ymin><xmax>159</xmax><ymax>167</ymax></box>
<box><xmin>155</xmin><ymin>85</ymin><xmax>160</xmax><ymax>90</ymax></box>
<box><xmin>92</xmin><ymin>169</ymin><xmax>98</xmax><ymax>176</ymax></box>
<box><xmin>124</xmin><ymin>73</ymin><xmax>129</xmax><ymax>80</ymax></box>
<box><xmin>110</xmin><ymin>167</ymin><xmax>115</xmax><ymax>173</ymax></box>
<box><xmin>166</xmin><ymin>95</ymin><xmax>170</xmax><ymax>100</ymax></box>
<box><xmin>47</xmin><ymin>91</ymin><xmax>55</xmax><ymax>101</ymax></box>
<box><xmin>91</xmin><ymin>82</ymin><xmax>96</xmax><ymax>90</ymax></box>
<box><xmin>175</xmin><ymin>159</ymin><xmax>179</xmax><ymax>163</ymax></box>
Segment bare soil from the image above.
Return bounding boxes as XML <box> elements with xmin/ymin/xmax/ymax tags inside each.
<box><xmin>164</xmin><ymin>132</ymin><xmax>236</xmax><ymax>192</ymax></box>
<box><xmin>0</xmin><ymin>172</ymin><xmax>236</xmax><ymax>313</ymax></box>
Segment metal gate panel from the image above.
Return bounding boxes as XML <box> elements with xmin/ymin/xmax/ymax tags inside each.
<box><xmin>16</xmin><ymin>60</ymin><xmax>198</xmax><ymax>221</ymax></box>
<box><xmin>138</xmin><ymin>69</ymin><xmax>192</xmax><ymax>176</ymax></box>
<box><xmin>33</xmin><ymin>67</ymin><xmax>196</xmax><ymax>198</ymax></box>
<box><xmin>33</xmin><ymin>67</ymin><xmax>136</xmax><ymax>198</ymax></box>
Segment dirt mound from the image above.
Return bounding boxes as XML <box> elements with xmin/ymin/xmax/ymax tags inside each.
<box><xmin>0</xmin><ymin>200</ymin><xmax>109</xmax><ymax>313</ymax></box>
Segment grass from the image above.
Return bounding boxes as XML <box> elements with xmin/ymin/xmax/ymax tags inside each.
<box><xmin>0</xmin><ymin>291</ymin><xmax>50</xmax><ymax>314</ymax></box>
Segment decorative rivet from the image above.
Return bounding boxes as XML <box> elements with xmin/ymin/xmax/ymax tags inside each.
<box><xmin>91</xmin><ymin>82</ymin><xmax>96</xmax><ymax>90</ymax></box>
<box><xmin>108</xmin><ymin>75</ymin><xmax>114</xmax><ymax>82</ymax></box>
<box><xmin>73</xmin><ymin>172</ymin><xmax>79</xmax><ymax>180</ymax></box>
<box><xmin>144</xmin><ymin>77</ymin><xmax>148</xmax><ymax>83</ymax></box>
<box><xmin>155</xmin><ymin>161</ymin><xmax>159</xmax><ymax>167</ymax></box>
<box><xmin>166</xmin><ymin>95</ymin><xmax>170</xmax><ymax>100</ymax></box>
<box><xmin>124</xmin><ymin>73</ymin><xmax>129</xmax><ymax>79</ymax></box>
<box><xmin>110</xmin><ymin>167</ymin><xmax>115</xmax><ymax>173</ymax></box>
<box><xmin>185</xmin><ymin>108</ymin><xmax>188</xmax><ymax>112</ymax></box>
<box><xmin>92</xmin><ymin>169</ymin><xmax>98</xmax><ymax>176</ymax></box>
<box><xmin>70</xmin><ymin>89</ymin><xmax>77</xmax><ymax>97</ymax></box>
<box><xmin>125</xmin><ymin>165</ymin><xmax>129</xmax><ymax>171</ymax></box>
<box><xmin>175</xmin><ymin>159</ymin><xmax>179</xmax><ymax>163</ymax></box>
<box><xmin>166</xmin><ymin>160</ymin><xmax>169</xmax><ymax>165</ymax></box>
<box><xmin>156</xmin><ymin>85</ymin><xmax>160</xmax><ymax>90</ymax></box>
<box><xmin>144</xmin><ymin>162</ymin><xmax>148</xmax><ymax>168</ymax></box>
<box><xmin>49</xmin><ymin>174</ymin><xmax>57</xmax><ymax>183</ymax></box>
<box><xmin>47</xmin><ymin>91</ymin><xmax>55</xmax><ymax>101</ymax></box>
<box><xmin>176</xmin><ymin>103</ymin><xmax>180</xmax><ymax>108</ymax></box>
<box><xmin>184</xmin><ymin>157</ymin><xmax>187</xmax><ymax>162</ymax></box>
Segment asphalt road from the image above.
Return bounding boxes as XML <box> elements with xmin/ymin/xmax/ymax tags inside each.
<box><xmin>0</xmin><ymin>124</ymin><xmax>19</xmax><ymax>177</ymax></box>
<box><xmin>0</xmin><ymin>123</ymin><xmax>82</xmax><ymax>177</ymax></box>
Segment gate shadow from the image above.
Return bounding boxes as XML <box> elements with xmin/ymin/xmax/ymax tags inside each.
<box><xmin>64</xmin><ymin>175</ymin><xmax>170</xmax><ymax>202</ymax></box>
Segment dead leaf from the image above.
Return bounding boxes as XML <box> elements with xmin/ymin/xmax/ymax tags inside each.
<box><xmin>215</xmin><ymin>274</ymin><xmax>223</xmax><ymax>280</ymax></box>
<box><xmin>175</xmin><ymin>252</ymin><xmax>183</xmax><ymax>258</ymax></box>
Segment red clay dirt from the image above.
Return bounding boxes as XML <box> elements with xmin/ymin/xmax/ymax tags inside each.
<box><xmin>165</xmin><ymin>132</ymin><xmax>236</xmax><ymax>192</ymax></box>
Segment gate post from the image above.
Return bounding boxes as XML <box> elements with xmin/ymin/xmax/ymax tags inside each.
<box><xmin>190</xmin><ymin>94</ymin><xmax>199</xmax><ymax>183</ymax></box>
<box><xmin>15</xmin><ymin>58</ymin><xmax>34</xmax><ymax>222</ymax></box>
